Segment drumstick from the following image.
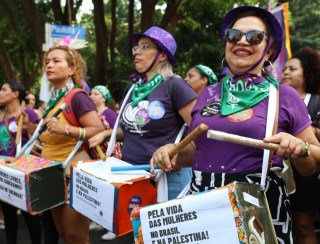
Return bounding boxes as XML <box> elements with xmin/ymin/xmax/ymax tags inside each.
<box><xmin>168</xmin><ymin>123</ymin><xmax>208</xmax><ymax>158</ymax></box>
<box><xmin>16</xmin><ymin>101</ymin><xmax>26</xmax><ymax>145</ymax></box>
<box><xmin>111</xmin><ymin>164</ymin><xmax>159</xmax><ymax>172</ymax></box>
<box><xmin>207</xmin><ymin>130</ymin><xmax>279</xmax><ymax>151</ymax></box>
<box><xmin>95</xmin><ymin>145</ymin><xmax>106</xmax><ymax>160</ymax></box>
<box><xmin>16</xmin><ymin>103</ymin><xmax>67</xmax><ymax>158</ymax></box>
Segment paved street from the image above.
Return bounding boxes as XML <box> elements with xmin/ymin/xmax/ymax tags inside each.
<box><xmin>0</xmin><ymin>214</ymin><xmax>134</xmax><ymax>244</ymax></box>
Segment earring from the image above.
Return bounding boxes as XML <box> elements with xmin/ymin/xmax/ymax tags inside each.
<box><xmin>262</xmin><ymin>60</ymin><xmax>274</xmax><ymax>73</ymax></box>
<box><xmin>221</xmin><ymin>58</ymin><xmax>227</xmax><ymax>69</ymax></box>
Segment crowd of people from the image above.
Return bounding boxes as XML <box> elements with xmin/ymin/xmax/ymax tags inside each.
<box><xmin>0</xmin><ymin>4</ymin><xmax>320</xmax><ymax>244</ymax></box>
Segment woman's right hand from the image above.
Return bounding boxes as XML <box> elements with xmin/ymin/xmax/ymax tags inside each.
<box><xmin>88</xmin><ymin>130</ymin><xmax>110</xmax><ymax>148</ymax></box>
<box><xmin>150</xmin><ymin>143</ymin><xmax>177</xmax><ymax>172</ymax></box>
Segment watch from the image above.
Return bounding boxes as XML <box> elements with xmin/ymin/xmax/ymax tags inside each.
<box><xmin>298</xmin><ymin>141</ymin><xmax>311</xmax><ymax>157</ymax></box>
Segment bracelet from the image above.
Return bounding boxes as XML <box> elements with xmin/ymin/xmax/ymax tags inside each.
<box><xmin>78</xmin><ymin>127</ymin><xmax>83</xmax><ymax>140</ymax></box>
<box><xmin>78</xmin><ymin>127</ymin><xmax>86</xmax><ymax>141</ymax></box>
<box><xmin>64</xmin><ymin>125</ymin><xmax>70</xmax><ymax>136</ymax></box>
<box><xmin>298</xmin><ymin>141</ymin><xmax>311</xmax><ymax>157</ymax></box>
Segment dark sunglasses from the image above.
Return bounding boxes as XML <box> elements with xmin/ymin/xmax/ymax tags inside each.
<box><xmin>224</xmin><ymin>29</ymin><xmax>268</xmax><ymax>45</ymax></box>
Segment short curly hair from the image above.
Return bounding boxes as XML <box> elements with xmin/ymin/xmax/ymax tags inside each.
<box><xmin>42</xmin><ymin>45</ymin><xmax>87</xmax><ymax>89</ymax></box>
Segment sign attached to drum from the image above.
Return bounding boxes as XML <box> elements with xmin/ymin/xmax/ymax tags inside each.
<box><xmin>70</xmin><ymin>157</ymin><xmax>157</xmax><ymax>237</ymax></box>
<box><xmin>0</xmin><ymin>155</ymin><xmax>65</xmax><ymax>214</ymax></box>
<box><xmin>131</xmin><ymin>182</ymin><xmax>277</xmax><ymax>244</ymax></box>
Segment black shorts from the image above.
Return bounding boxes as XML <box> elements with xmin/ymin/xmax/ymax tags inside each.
<box><xmin>290</xmin><ymin>166</ymin><xmax>320</xmax><ymax>212</ymax></box>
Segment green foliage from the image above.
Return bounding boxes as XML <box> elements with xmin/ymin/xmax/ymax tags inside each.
<box><xmin>289</xmin><ymin>0</ymin><xmax>320</xmax><ymax>51</ymax></box>
<box><xmin>1</xmin><ymin>0</ymin><xmax>318</xmax><ymax>100</ymax></box>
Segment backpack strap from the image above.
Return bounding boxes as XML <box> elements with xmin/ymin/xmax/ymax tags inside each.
<box><xmin>63</xmin><ymin>88</ymin><xmax>88</xmax><ymax>127</ymax></box>
<box><xmin>307</xmin><ymin>95</ymin><xmax>320</xmax><ymax>128</ymax></box>
<box><xmin>168</xmin><ymin>78</ymin><xmax>184</xmax><ymax>127</ymax></box>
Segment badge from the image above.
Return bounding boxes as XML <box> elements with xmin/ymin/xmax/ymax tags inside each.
<box><xmin>134</xmin><ymin>108</ymin><xmax>149</xmax><ymax>126</ymax></box>
<box><xmin>200</xmin><ymin>102</ymin><xmax>221</xmax><ymax>117</ymax></box>
<box><xmin>227</xmin><ymin>108</ymin><xmax>253</xmax><ymax>122</ymax></box>
<box><xmin>148</xmin><ymin>100</ymin><xmax>165</xmax><ymax>120</ymax></box>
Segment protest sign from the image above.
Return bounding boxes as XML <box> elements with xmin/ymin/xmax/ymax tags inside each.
<box><xmin>132</xmin><ymin>182</ymin><xmax>277</xmax><ymax>244</ymax></box>
<box><xmin>70</xmin><ymin>157</ymin><xmax>157</xmax><ymax>236</ymax></box>
<box><xmin>0</xmin><ymin>155</ymin><xmax>65</xmax><ymax>214</ymax></box>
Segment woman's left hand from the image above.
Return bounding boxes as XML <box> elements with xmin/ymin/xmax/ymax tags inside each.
<box><xmin>3</xmin><ymin>157</ymin><xmax>18</xmax><ymax>164</ymax></box>
<box><xmin>44</xmin><ymin>117</ymin><xmax>65</xmax><ymax>135</ymax></box>
<box><xmin>263</xmin><ymin>132</ymin><xmax>307</xmax><ymax>158</ymax></box>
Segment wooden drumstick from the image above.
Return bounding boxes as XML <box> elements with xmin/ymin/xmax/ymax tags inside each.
<box><xmin>95</xmin><ymin>145</ymin><xmax>106</xmax><ymax>160</ymax></box>
<box><xmin>168</xmin><ymin>123</ymin><xmax>209</xmax><ymax>158</ymax></box>
<box><xmin>207</xmin><ymin>129</ymin><xmax>279</xmax><ymax>151</ymax></box>
<box><xmin>16</xmin><ymin>101</ymin><xmax>26</xmax><ymax>145</ymax></box>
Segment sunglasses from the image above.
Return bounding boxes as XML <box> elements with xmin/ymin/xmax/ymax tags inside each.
<box><xmin>224</xmin><ymin>29</ymin><xmax>268</xmax><ymax>45</ymax></box>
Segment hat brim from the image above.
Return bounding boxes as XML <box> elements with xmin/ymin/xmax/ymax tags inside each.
<box><xmin>221</xmin><ymin>6</ymin><xmax>283</xmax><ymax>63</ymax></box>
<box><xmin>132</xmin><ymin>33</ymin><xmax>176</xmax><ymax>65</ymax></box>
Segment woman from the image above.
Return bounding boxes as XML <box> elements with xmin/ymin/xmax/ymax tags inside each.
<box><xmin>89</xmin><ymin>26</ymin><xmax>197</xmax><ymax>200</ymax></box>
<box><xmin>185</xmin><ymin>64</ymin><xmax>218</xmax><ymax>95</ymax></box>
<box><xmin>39</xmin><ymin>45</ymin><xmax>105</xmax><ymax>244</ymax></box>
<box><xmin>26</xmin><ymin>91</ymin><xmax>36</xmax><ymax>110</ymax></box>
<box><xmin>282</xmin><ymin>46</ymin><xmax>320</xmax><ymax>244</ymax></box>
<box><xmin>151</xmin><ymin>6</ymin><xmax>320</xmax><ymax>243</ymax></box>
<box><xmin>0</xmin><ymin>81</ymin><xmax>42</xmax><ymax>244</ymax></box>
<box><xmin>90</xmin><ymin>85</ymin><xmax>117</xmax><ymax>128</ymax></box>
<box><xmin>89</xmin><ymin>85</ymin><xmax>118</xmax><ymax>241</ymax></box>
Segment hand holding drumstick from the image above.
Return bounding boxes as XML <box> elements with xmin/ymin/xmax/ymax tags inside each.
<box><xmin>207</xmin><ymin>130</ymin><xmax>311</xmax><ymax>159</ymax></box>
<box><xmin>150</xmin><ymin>124</ymin><xmax>208</xmax><ymax>172</ymax></box>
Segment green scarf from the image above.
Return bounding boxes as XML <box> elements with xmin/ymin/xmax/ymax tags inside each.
<box><xmin>220</xmin><ymin>74</ymin><xmax>279</xmax><ymax>116</ymax></box>
<box><xmin>131</xmin><ymin>73</ymin><xmax>164</xmax><ymax>108</ymax></box>
<box><xmin>42</xmin><ymin>79</ymin><xmax>76</xmax><ymax>118</ymax></box>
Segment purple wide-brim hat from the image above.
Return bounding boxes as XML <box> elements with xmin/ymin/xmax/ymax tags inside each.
<box><xmin>221</xmin><ymin>6</ymin><xmax>283</xmax><ymax>63</ymax></box>
<box><xmin>132</xmin><ymin>26</ymin><xmax>177</xmax><ymax>65</ymax></box>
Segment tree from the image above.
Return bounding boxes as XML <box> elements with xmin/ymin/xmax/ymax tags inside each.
<box><xmin>92</xmin><ymin>0</ymin><xmax>109</xmax><ymax>85</ymax></box>
<box><xmin>289</xmin><ymin>0</ymin><xmax>320</xmax><ymax>51</ymax></box>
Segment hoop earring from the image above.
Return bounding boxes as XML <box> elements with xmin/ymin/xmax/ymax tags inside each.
<box><xmin>221</xmin><ymin>58</ymin><xmax>227</xmax><ymax>69</ymax></box>
<box><xmin>262</xmin><ymin>60</ymin><xmax>274</xmax><ymax>73</ymax></box>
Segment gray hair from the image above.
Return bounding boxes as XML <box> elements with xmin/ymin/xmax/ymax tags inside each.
<box><xmin>157</xmin><ymin>60</ymin><xmax>179</xmax><ymax>79</ymax></box>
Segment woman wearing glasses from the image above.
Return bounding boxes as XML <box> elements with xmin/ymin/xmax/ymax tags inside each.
<box><xmin>151</xmin><ymin>6</ymin><xmax>320</xmax><ymax>243</ymax></box>
<box><xmin>89</xmin><ymin>26</ymin><xmax>197</xmax><ymax>200</ymax></box>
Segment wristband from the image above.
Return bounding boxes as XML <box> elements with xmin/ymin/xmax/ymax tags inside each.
<box><xmin>64</xmin><ymin>125</ymin><xmax>70</xmax><ymax>135</ymax></box>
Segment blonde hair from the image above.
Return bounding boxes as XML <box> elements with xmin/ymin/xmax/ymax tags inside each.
<box><xmin>157</xmin><ymin>60</ymin><xmax>177</xmax><ymax>79</ymax></box>
<box><xmin>43</xmin><ymin>46</ymin><xmax>87</xmax><ymax>88</ymax></box>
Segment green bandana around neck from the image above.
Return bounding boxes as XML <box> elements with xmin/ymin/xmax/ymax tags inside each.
<box><xmin>220</xmin><ymin>74</ymin><xmax>278</xmax><ymax>116</ymax></box>
<box><xmin>42</xmin><ymin>79</ymin><xmax>76</xmax><ymax>118</ymax></box>
<box><xmin>131</xmin><ymin>73</ymin><xmax>164</xmax><ymax>108</ymax></box>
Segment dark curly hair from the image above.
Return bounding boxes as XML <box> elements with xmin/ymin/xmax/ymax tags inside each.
<box><xmin>292</xmin><ymin>46</ymin><xmax>320</xmax><ymax>94</ymax></box>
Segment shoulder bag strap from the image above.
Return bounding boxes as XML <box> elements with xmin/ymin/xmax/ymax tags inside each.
<box><xmin>260</xmin><ymin>84</ymin><xmax>279</xmax><ymax>189</ymax></box>
<box><xmin>106</xmin><ymin>85</ymin><xmax>134</xmax><ymax>156</ymax></box>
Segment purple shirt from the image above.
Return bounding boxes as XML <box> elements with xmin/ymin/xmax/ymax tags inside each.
<box><xmin>71</xmin><ymin>92</ymin><xmax>97</xmax><ymax>120</ymax></box>
<box><xmin>0</xmin><ymin>108</ymin><xmax>39</xmax><ymax>157</ymax></box>
<box><xmin>100</xmin><ymin>108</ymin><xmax>117</xmax><ymax>128</ymax></box>
<box><xmin>189</xmin><ymin>83</ymin><xmax>311</xmax><ymax>173</ymax></box>
<box><xmin>120</xmin><ymin>76</ymin><xmax>197</xmax><ymax>165</ymax></box>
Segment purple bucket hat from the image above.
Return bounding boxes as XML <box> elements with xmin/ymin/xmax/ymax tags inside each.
<box><xmin>221</xmin><ymin>6</ymin><xmax>283</xmax><ymax>63</ymax></box>
<box><xmin>132</xmin><ymin>26</ymin><xmax>177</xmax><ymax>65</ymax></box>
